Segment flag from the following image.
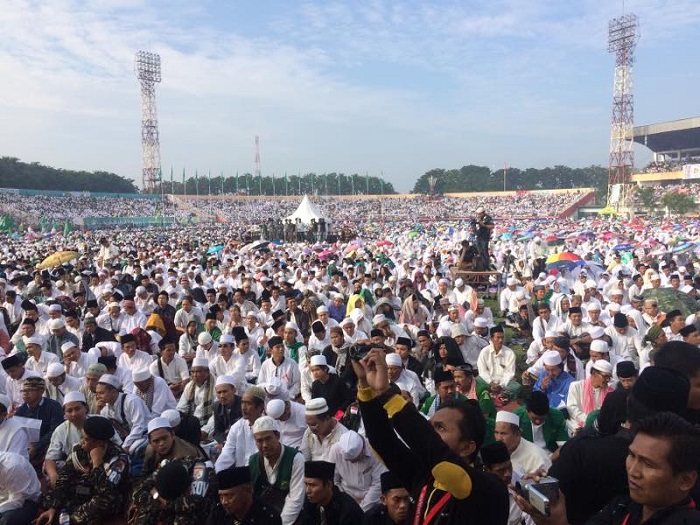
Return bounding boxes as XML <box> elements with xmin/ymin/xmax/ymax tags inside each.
<box><xmin>195</xmin><ymin>170</ymin><xmax>199</xmax><ymax>196</ymax></box>
<box><xmin>208</xmin><ymin>169</ymin><xmax>212</xmax><ymax>195</ymax></box>
<box><xmin>221</xmin><ymin>171</ymin><xmax>224</xmax><ymax>194</ymax></box>
<box><xmin>236</xmin><ymin>171</ymin><xmax>239</xmax><ymax>192</ymax></box>
<box><xmin>285</xmin><ymin>171</ymin><xmax>288</xmax><ymax>196</ymax></box>
<box><xmin>63</xmin><ymin>219</ymin><xmax>72</xmax><ymax>236</ymax></box>
<box><xmin>170</xmin><ymin>166</ymin><xmax>174</xmax><ymax>193</ymax></box>
<box><xmin>182</xmin><ymin>167</ymin><xmax>186</xmax><ymax>195</ymax></box>
<box><xmin>272</xmin><ymin>173</ymin><xmax>276</xmax><ymax>196</ymax></box>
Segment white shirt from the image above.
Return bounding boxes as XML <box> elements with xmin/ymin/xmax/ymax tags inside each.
<box><xmin>0</xmin><ymin>452</ymin><xmax>41</xmax><ymax>513</ymax></box>
<box><xmin>64</xmin><ymin>353</ymin><xmax>97</xmax><ymax>379</ymax></box>
<box><xmin>149</xmin><ymin>355</ymin><xmax>190</xmax><ymax>385</ymax></box>
<box><xmin>0</xmin><ymin>417</ymin><xmax>29</xmax><ymax>456</ymax></box>
<box><xmin>510</xmin><ymin>437</ymin><xmax>552</xmax><ymax>475</ymax></box>
<box><xmin>477</xmin><ymin>345</ymin><xmax>517</xmax><ymax>387</ymax></box>
<box><xmin>118</xmin><ymin>350</ymin><xmax>153</xmax><ymax>373</ymax></box>
<box><xmin>215</xmin><ymin>417</ymin><xmax>257</xmax><ymax>472</ymax></box>
<box><xmin>5</xmin><ymin>369</ymin><xmax>41</xmax><ymax>408</ymax></box>
<box><xmin>45</xmin><ymin>419</ymin><xmax>122</xmax><ymax>462</ymax></box>
<box><xmin>119</xmin><ymin>310</ymin><xmax>147</xmax><ymax>335</ymax></box>
<box><xmin>566</xmin><ymin>379</ymin><xmax>610</xmax><ymax>430</ymax></box>
<box><xmin>277</xmin><ymin>401</ymin><xmax>308</xmax><ymax>449</ymax></box>
<box><xmin>176</xmin><ymin>380</ymin><xmax>214</xmax><ymax>427</ymax></box>
<box><xmin>25</xmin><ymin>351</ymin><xmax>60</xmax><ymax>376</ymax></box>
<box><xmin>327</xmin><ymin>437</ymin><xmax>386</xmax><ymax>511</ymax></box>
<box><xmin>100</xmin><ymin>392</ymin><xmax>151</xmax><ymax>453</ymax></box>
<box><xmin>258</xmin><ymin>358</ymin><xmax>301</xmax><ymax>399</ymax></box>
<box><xmin>45</xmin><ymin>374</ymin><xmax>82</xmax><ymax>404</ymax></box>
<box><xmin>209</xmin><ymin>352</ymin><xmax>248</xmax><ymax>392</ymax></box>
<box><xmin>133</xmin><ymin>376</ymin><xmax>178</xmax><ymax>417</ymax></box>
<box><xmin>301</xmin><ymin>421</ymin><xmax>348</xmax><ymax>462</ymax></box>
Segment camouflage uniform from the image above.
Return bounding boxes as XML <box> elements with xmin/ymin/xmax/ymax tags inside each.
<box><xmin>130</xmin><ymin>457</ymin><xmax>217</xmax><ymax>525</ymax></box>
<box><xmin>42</xmin><ymin>442</ymin><xmax>130</xmax><ymax>525</ymax></box>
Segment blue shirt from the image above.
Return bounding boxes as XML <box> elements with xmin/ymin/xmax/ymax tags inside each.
<box><xmin>534</xmin><ymin>370</ymin><xmax>575</xmax><ymax>408</ymax></box>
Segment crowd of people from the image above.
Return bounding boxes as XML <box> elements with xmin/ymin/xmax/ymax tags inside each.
<box><xmin>638</xmin><ymin>157</ymin><xmax>700</xmax><ymax>174</ymax></box>
<box><xmin>0</xmin><ymin>195</ymin><xmax>699</xmax><ymax>524</ymax></box>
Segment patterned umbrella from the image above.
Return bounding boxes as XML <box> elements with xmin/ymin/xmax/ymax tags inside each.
<box><xmin>545</xmin><ymin>252</ymin><xmax>584</xmax><ymax>272</ymax></box>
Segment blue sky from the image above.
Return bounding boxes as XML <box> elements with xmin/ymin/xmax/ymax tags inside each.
<box><xmin>1</xmin><ymin>0</ymin><xmax>699</xmax><ymax>192</ymax></box>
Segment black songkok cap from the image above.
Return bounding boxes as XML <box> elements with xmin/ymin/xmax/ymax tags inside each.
<box><xmin>304</xmin><ymin>460</ymin><xmax>335</xmax><ymax>481</ymax></box>
<box><xmin>526</xmin><ymin>391</ymin><xmax>550</xmax><ymax>417</ymax></box>
<box><xmin>380</xmin><ymin>471</ymin><xmax>406</xmax><ymax>493</ymax></box>
<box><xmin>616</xmin><ymin>361</ymin><xmax>638</xmax><ymax>379</ymax></box>
<box><xmin>217</xmin><ymin>467</ymin><xmax>251</xmax><ymax>489</ymax></box>
<box><xmin>155</xmin><ymin>461</ymin><xmax>191</xmax><ymax>500</ymax></box>
<box><xmin>480</xmin><ymin>441</ymin><xmax>510</xmax><ymax>466</ymax></box>
<box><xmin>395</xmin><ymin>337</ymin><xmax>414</xmax><ymax>348</ymax></box>
<box><xmin>632</xmin><ymin>366</ymin><xmax>689</xmax><ymax>414</ymax></box>
<box><xmin>83</xmin><ymin>416</ymin><xmax>115</xmax><ymax>441</ymax></box>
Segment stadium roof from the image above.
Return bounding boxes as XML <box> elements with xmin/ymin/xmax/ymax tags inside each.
<box><xmin>633</xmin><ymin>117</ymin><xmax>700</xmax><ymax>153</ymax></box>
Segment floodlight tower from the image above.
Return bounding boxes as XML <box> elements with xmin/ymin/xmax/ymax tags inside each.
<box><xmin>607</xmin><ymin>14</ymin><xmax>639</xmax><ymax>213</ymax></box>
<box><xmin>254</xmin><ymin>135</ymin><xmax>261</xmax><ymax>194</ymax></box>
<box><xmin>135</xmin><ymin>51</ymin><xmax>162</xmax><ymax>193</ymax></box>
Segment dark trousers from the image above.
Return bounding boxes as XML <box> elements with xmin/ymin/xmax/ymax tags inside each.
<box><xmin>0</xmin><ymin>499</ymin><xmax>39</xmax><ymax>525</ymax></box>
<box><xmin>476</xmin><ymin>238</ymin><xmax>490</xmax><ymax>270</ymax></box>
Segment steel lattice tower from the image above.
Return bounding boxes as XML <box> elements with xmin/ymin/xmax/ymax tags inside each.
<box><xmin>607</xmin><ymin>14</ymin><xmax>639</xmax><ymax>211</ymax></box>
<box><xmin>135</xmin><ymin>51</ymin><xmax>162</xmax><ymax>193</ymax></box>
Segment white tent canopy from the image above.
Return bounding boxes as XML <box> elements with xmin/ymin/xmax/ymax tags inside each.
<box><xmin>285</xmin><ymin>195</ymin><xmax>329</xmax><ymax>225</ymax></box>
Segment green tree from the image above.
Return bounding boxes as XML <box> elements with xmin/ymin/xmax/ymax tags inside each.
<box><xmin>635</xmin><ymin>186</ymin><xmax>658</xmax><ymax>212</ymax></box>
<box><xmin>660</xmin><ymin>192</ymin><xmax>697</xmax><ymax>215</ymax></box>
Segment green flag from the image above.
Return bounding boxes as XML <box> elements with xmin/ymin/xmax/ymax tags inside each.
<box><xmin>63</xmin><ymin>219</ymin><xmax>72</xmax><ymax>236</ymax></box>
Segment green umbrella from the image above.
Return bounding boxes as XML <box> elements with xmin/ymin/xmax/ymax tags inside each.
<box><xmin>642</xmin><ymin>288</ymin><xmax>698</xmax><ymax>318</ymax></box>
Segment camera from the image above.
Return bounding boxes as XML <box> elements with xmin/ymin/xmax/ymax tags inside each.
<box><xmin>349</xmin><ymin>343</ymin><xmax>373</xmax><ymax>361</ymax></box>
<box><xmin>515</xmin><ymin>477</ymin><xmax>559</xmax><ymax>517</ymax></box>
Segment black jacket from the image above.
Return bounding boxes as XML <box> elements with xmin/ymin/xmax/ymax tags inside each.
<box><xmin>362</xmin><ymin>503</ymin><xmax>411</xmax><ymax>525</ymax></box>
<box><xmin>297</xmin><ymin>487</ymin><xmax>364</xmax><ymax>525</ymax></box>
<box><xmin>586</xmin><ymin>496</ymin><xmax>700</xmax><ymax>525</ymax></box>
<box><xmin>81</xmin><ymin>326</ymin><xmax>116</xmax><ymax>353</ymax></box>
<box><xmin>206</xmin><ymin>496</ymin><xmax>282</xmax><ymax>525</ymax></box>
<box><xmin>212</xmin><ymin>398</ymin><xmax>242</xmax><ymax>443</ymax></box>
<box><xmin>359</xmin><ymin>394</ymin><xmax>508</xmax><ymax>525</ymax></box>
<box><xmin>549</xmin><ymin>429</ymin><xmax>633</xmax><ymax>525</ymax></box>
<box><xmin>311</xmin><ymin>374</ymin><xmax>354</xmax><ymax>415</ymax></box>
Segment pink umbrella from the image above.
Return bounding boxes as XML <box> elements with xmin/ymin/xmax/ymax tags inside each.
<box><xmin>318</xmin><ymin>249</ymin><xmax>334</xmax><ymax>260</ymax></box>
<box><xmin>376</xmin><ymin>240</ymin><xmax>393</xmax><ymax>247</ymax></box>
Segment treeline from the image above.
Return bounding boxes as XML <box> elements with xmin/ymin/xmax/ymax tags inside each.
<box><xmin>156</xmin><ymin>171</ymin><xmax>396</xmax><ymax>196</ymax></box>
<box><xmin>412</xmin><ymin>165</ymin><xmax>609</xmax><ymax>194</ymax></box>
<box><xmin>0</xmin><ymin>157</ymin><xmax>138</xmax><ymax>193</ymax></box>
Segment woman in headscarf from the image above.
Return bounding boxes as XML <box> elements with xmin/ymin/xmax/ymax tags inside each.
<box><xmin>398</xmin><ymin>293</ymin><xmax>431</xmax><ymax>328</ymax></box>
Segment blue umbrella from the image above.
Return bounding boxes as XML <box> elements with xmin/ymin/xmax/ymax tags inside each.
<box><xmin>207</xmin><ymin>245</ymin><xmax>224</xmax><ymax>254</ymax></box>
<box><xmin>613</xmin><ymin>243</ymin><xmax>634</xmax><ymax>252</ymax></box>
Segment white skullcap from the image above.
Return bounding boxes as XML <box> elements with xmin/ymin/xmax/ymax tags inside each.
<box><xmin>135</xmin><ymin>286</ymin><xmax>147</xmax><ymax>294</ymax></box>
<box><xmin>649</xmin><ymin>273</ymin><xmax>660</xmax><ymax>280</ymax></box>
<box><xmin>192</xmin><ymin>357</ymin><xmax>210</xmax><ymax>369</ymax></box>
<box><xmin>592</xmin><ymin>360</ymin><xmax>613</xmax><ymax>375</ymax></box>
<box><xmin>447</xmin><ymin>304</ymin><xmax>459</xmax><ymax>312</ymax></box>
<box><xmin>306</xmin><ymin>397</ymin><xmax>329</xmax><ymax>416</ymax></box>
<box><xmin>49</xmin><ymin>303</ymin><xmax>63</xmax><ymax>312</ymax></box>
<box><xmin>147</xmin><ymin>417</ymin><xmax>172</xmax><ymax>434</ymax></box>
<box><xmin>455</xmin><ymin>278</ymin><xmax>464</xmax><ymax>287</ymax></box>
<box><xmin>515</xmin><ymin>291</ymin><xmax>526</xmax><ymax>300</ymax></box>
<box><xmin>252</xmin><ymin>415</ymin><xmax>280</xmax><ymax>434</ymax></box>
<box><xmin>545</xmin><ymin>275</ymin><xmax>557</xmax><ymax>285</ymax></box>
<box><xmin>316</xmin><ymin>305</ymin><xmax>329</xmax><ymax>314</ymax></box>
<box><xmin>610</xmin><ymin>289</ymin><xmax>623</xmax><ymax>296</ymax></box>
<box><xmin>620</xmin><ymin>305</ymin><xmax>634</xmax><ymax>315</ymax></box>
<box><xmin>161</xmin><ymin>409</ymin><xmax>181</xmax><ymax>427</ymax></box>
<box><xmin>506</xmin><ymin>277</ymin><xmax>517</xmax><ymax>286</ymax></box>
<box><xmin>590</xmin><ymin>340</ymin><xmax>610</xmax><ymax>354</ymax></box>
<box><xmin>439</xmin><ymin>278</ymin><xmax>450</xmax><ymax>285</ymax></box>
<box><xmin>474</xmin><ymin>317</ymin><xmax>488</xmax><ymax>328</ymax></box>
<box><xmin>48</xmin><ymin>318</ymin><xmax>65</xmax><ymax>330</ymax></box>
<box><xmin>61</xmin><ymin>341</ymin><xmax>77</xmax><ymax>353</ymax></box>
<box><xmin>372</xmin><ymin>314</ymin><xmax>387</xmax><ymax>325</ymax></box>
<box><xmin>385</xmin><ymin>353</ymin><xmax>403</xmax><ymax>367</ymax></box>
<box><xmin>338</xmin><ymin>430</ymin><xmax>365</xmax><ymax>461</ymax></box>
<box><xmin>608</xmin><ymin>303</ymin><xmax>621</xmax><ymax>313</ymax></box>
<box><xmin>584</xmin><ymin>281</ymin><xmax>597</xmax><ymax>289</ymax></box>
<box><xmin>538</xmin><ymin>272</ymin><xmax>547</xmax><ymax>279</ymax></box>
<box><xmin>310</xmin><ymin>355</ymin><xmax>328</xmax><ymax>367</ymax></box>
<box><xmin>98</xmin><ymin>374</ymin><xmax>121</xmax><ymax>389</ymax></box>
<box><xmin>23</xmin><ymin>335</ymin><xmax>44</xmax><ymax>347</ymax></box>
<box><xmin>589</xmin><ymin>326</ymin><xmax>605</xmax><ymax>339</ymax></box>
<box><xmin>339</xmin><ymin>318</ymin><xmax>354</xmax><ymax>327</ymax></box>
<box><xmin>451</xmin><ymin>324</ymin><xmax>468</xmax><ymax>338</ymax></box>
<box><xmin>198</xmin><ymin>332</ymin><xmax>213</xmax><ymax>345</ymax></box>
<box><xmin>264</xmin><ymin>377</ymin><xmax>289</xmax><ymax>400</ymax></box>
<box><xmin>542</xmin><ymin>350</ymin><xmax>562</xmax><ymax>366</ymax></box>
<box><xmin>215</xmin><ymin>375</ymin><xmax>236</xmax><ymax>388</ymax></box>
<box><xmin>63</xmin><ymin>391</ymin><xmax>86</xmax><ymax>406</ymax></box>
<box><xmin>46</xmin><ymin>363</ymin><xmax>66</xmax><ymax>378</ymax></box>
<box><xmin>586</xmin><ymin>301</ymin><xmax>602</xmax><ymax>311</ymax></box>
<box><xmin>544</xmin><ymin>330</ymin><xmax>559</xmax><ymax>339</ymax></box>
<box><xmin>107</xmin><ymin>301</ymin><xmax>120</xmax><ymax>308</ymax></box>
<box><xmin>266</xmin><ymin>399</ymin><xmax>286</xmax><ymax>419</ymax></box>
<box><xmin>132</xmin><ymin>368</ymin><xmax>151</xmax><ymax>382</ymax></box>
<box><xmin>219</xmin><ymin>333</ymin><xmax>235</xmax><ymax>345</ymax></box>
<box><xmin>495</xmin><ymin>411</ymin><xmax>520</xmax><ymax>426</ymax></box>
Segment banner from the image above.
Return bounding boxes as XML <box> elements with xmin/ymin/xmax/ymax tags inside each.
<box><xmin>683</xmin><ymin>164</ymin><xmax>700</xmax><ymax>180</ymax></box>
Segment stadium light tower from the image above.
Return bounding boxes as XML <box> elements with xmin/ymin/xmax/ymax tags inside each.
<box><xmin>607</xmin><ymin>14</ymin><xmax>639</xmax><ymax>212</ymax></box>
<box><xmin>135</xmin><ymin>51</ymin><xmax>162</xmax><ymax>193</ymax></box>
